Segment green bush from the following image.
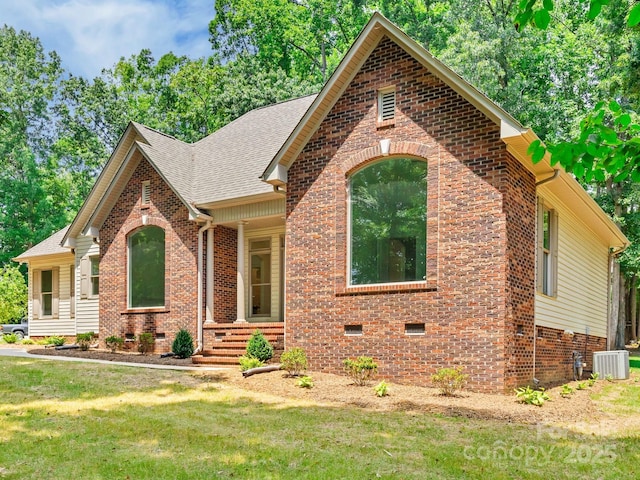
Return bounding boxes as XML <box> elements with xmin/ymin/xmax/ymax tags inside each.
<box><xmin>246</xmin><ymin>330</ymin><xmax>273</xmax><ymax>362</ymax></box>
<box><xmin>280</xmin><ymin>347</ymin><xmax>308</xmax><ymax>376</ymax></box>
<box><xmin>21</xmin><ymin>338</ymin><xmax>35</xmax><ymax>345</ymax></box>
<box><xmin>2</xmin><ymin>333</ymin><xmax>18</xmax><ymax>344</ymax></box>
<box><xmin>343</xmin><ymin>356</ymin><xmax>378</xmax><ymax>386</ymax></box>
<box><xmin>515</xmin><ymin>386</ymin><xmax>550</xmax><ymax>406</ymax></box>
<box><xmin>76</xmin><ymin>332</ymin><xmax>96</xmax><ymax>351</ymax></box>
<box><xmin>239</xmin><ymin>355</ymin><xmax>264</xmax><ymax>372</ymax></box>
<box><xmin>46</xmin><ymin>336</ymin><xmax>66</xmax><ymax>346</ymax></box>
<box><xmin>431</xmin><ymin>366</ymin><xmax>469</xmax><ymax>396</ymax></box>
<box><xmin>296</xmin><ymin>376</ymin><xmax>314</xmax><ymax>388</ymax></box>
<box><xmin>105</xmin><ymin>335</ymin><xmax>124</xmax><ymax>353</ymax></box>
<box><xmin>374</xmin><ymin>380</ymin><xmax>390</xmax><ymax>397</ymax></box>
<box><xmin>172</xmin><ymin>329</ymin><xmax>195</xmax><ymax>359</ymax></box>
<box><xmin>137</xmin><ymin>333</ymin><xmax>155</xmax><ymax>354</ymax></box>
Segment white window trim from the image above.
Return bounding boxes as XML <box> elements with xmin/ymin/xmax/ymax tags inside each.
<box><xmin>537</xmin><ymin>198</ymin><xmax>558</xmax><ymax>298</ymax></box>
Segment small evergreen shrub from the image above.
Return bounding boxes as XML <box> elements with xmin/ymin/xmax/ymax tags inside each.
<box><xmin>239</xmin><ymin>355</ymin><xmax>264</xmax><ymax>372</ymax></box>
<box><xmin>137</xmin><ymin>333</ymin><xmax>155</xmax><ymax>354</ymax></box>
<box><xmin>76</xmin><ymin>332</ymin><xmax>96</xmax><ymax>351</ymax></box>
<box><xmin>374</xmin><ymin>380</ymin><xmax>390</xmax><ymax>397</ymax></box>
<box><xmin>431</xmin><ymin>366</ymin><xmax>468</xmax><ymax>396</ymax></box>
<box><xmin>343</xmin><ymin>356</ymin><xmax>378</xmax><ymax>386</ymax></box>
<box><xmin>296</xmin><ymin>375</ymin><xmax>314</xmax><ymax>388</ymax></box>
<box><xmin>2</xmin><ymin>333</ymin><xmax>18</xmax><ymax>344</ymax></box>
<box><xmin>105</xmin><ymin>335</ymin><xmax>124</xmax><ymax>353</ymax></box>
<box><xmin>172</xmin><ymin>329</ymin><xmax>195</xmax><ymax>359</ymax></box>
<box><xmin>246</xmin><ymin>330</ymin><xmax>274</xmax><ymax>362</ymax></box>
<box><xmin>280</xmin><ymin>347</ymin><xmax>308</xmax><ymax>376</ymax></box>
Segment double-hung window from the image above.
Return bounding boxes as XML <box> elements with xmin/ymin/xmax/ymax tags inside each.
<box><xmin>537</xmin><ymin>199</ymin><xmax>558</xmax><ymax>297</ymax></box>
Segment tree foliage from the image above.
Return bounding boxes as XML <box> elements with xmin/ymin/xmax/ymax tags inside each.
<box><xmin>0</xmin><ymin>265</ymin><xmax>27</xmax><ymax>324</ymax></box>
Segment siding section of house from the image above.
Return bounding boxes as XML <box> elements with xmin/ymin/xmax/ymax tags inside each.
<box><xmin>27</xmin><ymin>255</ymin><xmax>75</xmax><ymax>336</ymax></box>
<box><xmin>74</xmin><ymin>235</ymin><xmax>100</xmax><ymax>333</ymax></box>
<box><xmin>535</xmin><ymin>189</ymin><xmax>610</xmax><ymax>338</ymax></box>
<box><xmin>285</xmin><ymin>36</ymin><xmax>536</xmax><ymax>392</ymax></box>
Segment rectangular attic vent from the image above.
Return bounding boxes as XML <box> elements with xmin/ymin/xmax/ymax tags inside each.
<box><xmin>378</xmin><ymin>87</ymin><xmax>396</xmax><ymax>122</ymax></box>
<box><xmin>141</xmin><ymin>180</ymin><xmax>151</xmax><ymax>205</ymax></box>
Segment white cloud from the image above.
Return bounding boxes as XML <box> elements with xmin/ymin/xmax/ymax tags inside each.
<box><xmin>1</xmin><ymin>0</ymin><xmax>214</xmax><ymax>78</ymax></box>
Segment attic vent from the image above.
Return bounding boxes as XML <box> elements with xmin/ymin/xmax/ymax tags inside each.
<box><xmin>141</xmin><ymin>181</ymin><xmax>151</xmax><ymax>206</ymax></box>
<box><xmin>378</xmin><ymin>87</ymin><xmax>396</xmax><ymax>122</ymax></box>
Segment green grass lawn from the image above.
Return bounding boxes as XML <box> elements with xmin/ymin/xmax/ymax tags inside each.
<box><xmin>0</xmin><ymin>357</ymin><xmax>638</xmax><ymax>480</ymax></box>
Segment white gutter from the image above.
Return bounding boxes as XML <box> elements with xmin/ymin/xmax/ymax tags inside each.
<box><xmin>196</xmin><ymin>220</ymin><xmax>213</xmax><ymax>354</ymax></box>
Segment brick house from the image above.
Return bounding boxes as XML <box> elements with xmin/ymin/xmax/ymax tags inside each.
<box><xmin>15</xmin><ymin>14</ymin><xmax>627</xmax><ymax>392</ymax></box>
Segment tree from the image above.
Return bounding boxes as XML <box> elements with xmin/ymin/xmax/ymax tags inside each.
<box><xmin>0</xmin><ymin>265</ymin><xmax>27</xmax><ymax>323</ymax></box>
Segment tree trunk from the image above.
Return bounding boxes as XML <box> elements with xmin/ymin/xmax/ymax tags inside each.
<box><xmin>630</xmin><ymin>276</ymin><xmax>637</xmax><ymax>341</ymax></box>
<box><xmin>616</xmin><ymin>273</ymin><xmax>626</xmax><ymax>350</ymax></box>
<box><xmin>608</xmin><ymin>256</ymin><xmax>620</xmax><ymax>350</ymax></box>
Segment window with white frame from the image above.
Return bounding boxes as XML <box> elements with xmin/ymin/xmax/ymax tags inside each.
<box><xmin>349</xmin><ymin>158</ymin><xmax>427</xmax><ymax>285</ymax></box>
<box><xmin>537</xmin><ymin>199</ymin><xmax>558</xmax><ymax>297</ymax></box>
<box><xmin>250</xmin><ymin>239</ymin><xmax>271</xmax><ymax>316</ymax></box>
<box><xmin>128</xmin><ymin>226</ymin><xmax>165</xmax><ymax>308</ymax></box>
<box><xmin>41</xmin><ymin>270</ymin><xmax>53</xmax><ymax>317</ymax></box>
<box><xmin>90</xmin><ymin>256</ymin><xmax>99</xmax><ymax>296</ymax></box>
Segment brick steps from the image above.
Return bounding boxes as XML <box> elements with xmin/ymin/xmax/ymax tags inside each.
<box><xmin>192</xmin><ymin>322</ymin><xmax>284</xmax><ymax>366</ymax></box>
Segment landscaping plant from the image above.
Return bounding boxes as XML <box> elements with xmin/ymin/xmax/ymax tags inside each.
<box><xmin>239</xmin><ymin>355</ymin><xmax>264</xmax><ymax>372</ymax></box>
<box><xmin>105</xmin><ymin>335</ymin><xmax>124</xmax><ymax>353</ymax></box>
<box><xmin>172</xmin><ymin>329</ymin><xmax>195</xmax><ymax>359</ymax></box>
<box><xmin>246</xmin><ymin>329</ymin><xmax>273</xmax><ymax>362</ymax></box>
<box><xmin>2</xmin><ymin>333</ymin><xmax>18</xmax><ymax>344</ymax></box>
<box><xmin>560</xmin><ymin>384</ymin><xmax>574</xmax><ymax>398</ymax></box>
<box><xmin>431</xmin><ymin>366</ymin><xmax>468</xmax><ymax>396</ymax></box>
<box><xmin>46</xmin><ymin>336</ymin><xmax>66</xmax><ymax>346</ymax></box>
<box><xmin>76</xmin><ymin>332</ymin><xmax>96</xmax><ymax>351</ymax></box>
<box><xmin>137</xmin><ymin>333</ymin><xmax>155</xmax><ymax>354</ymax></box>
<box><xmin>374</xmin><ymin>380</ymin><xmax>389</xmax><ymax>397</ymax></box>
<box><xmin>343</xmin><ymin>356</ymin><xmax>378</xmax><ymax>386</ymax></box>
<box><xmin>515</xmin><ymin>386</ymin><xmax>550</xmax><ymax>406</ymax></box>
<box><xmin>296</xmin><ymin>375</ymin><xmax>314</xmax><ymax>388</ymax></box>
<box><xmin>280</xmin><ymin>347</ymin><xmax>308</xmax><ymax>376</ymax></box>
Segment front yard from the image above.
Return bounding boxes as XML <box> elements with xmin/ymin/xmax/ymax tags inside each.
<box><xmin>0</xmin><ymin>356</ymin><xmax>638</xmax><ymax>479</ymax></box>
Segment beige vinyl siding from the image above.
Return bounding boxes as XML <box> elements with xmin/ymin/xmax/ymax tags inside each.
<box><xmin>245</xmin><ymin>227</ymin><xmax>285</xmax><ymax>322</ymax></box>
<box><xmin>74</xmin><ymin>235</ymin><xmax>100</xmax><ymax>333</ymax></box>
<box><xmin>535</xmin><ymin>189</ymin><xmax>609</xmax><ymax>338</ymax></box>
<box><xmin>27</xmin><ymin>255</ymin><xmax>75</xmax><ymax>336</ymax></box>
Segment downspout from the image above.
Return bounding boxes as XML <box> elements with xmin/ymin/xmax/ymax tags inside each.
<box><xmin>196</xmin><ymin>220</ymin><xmax>213</xmax><ymax>354</ymax></box>
<box><xmin>532</xmin><ymin>169</ymin><xmax>561</xmax><ymax>384</ymax></box>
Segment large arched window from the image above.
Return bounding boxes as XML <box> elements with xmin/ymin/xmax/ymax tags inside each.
<box><xmin>349</xmin><ymin>158</ymin><xmax>427</xmax><ymax>285</ymax></box>
<box><xmin>128</xmin><ymin>226</ymin><xmax>165</xmax><ymax>308</ymax></box>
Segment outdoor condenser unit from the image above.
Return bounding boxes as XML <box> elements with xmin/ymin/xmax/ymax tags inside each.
<box><xmin>593</xmin><ymin>350</ymin><xmax>630</xmax><ymax>380</ymax></box>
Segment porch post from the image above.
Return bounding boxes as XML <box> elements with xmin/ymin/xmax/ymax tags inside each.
<box><xmin>236</xmin><ymin>221</ymin><xmax>247</xmax><ymax>322</ymax></box>
<box><xmin>205</xmin><ymin>227</ymin><xmax>214</xmax><ymax>324</ymax></box>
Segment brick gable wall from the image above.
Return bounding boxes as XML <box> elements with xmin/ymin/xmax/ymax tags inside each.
<box><xmin>285</xmin><ymin>36</ymin><xmax>536</xmax><ymax>392</ymax></box>
<box><xmin>99</xmin><ymin>155</ymin><xmax>200</xmax><ymax>352</ymax></box>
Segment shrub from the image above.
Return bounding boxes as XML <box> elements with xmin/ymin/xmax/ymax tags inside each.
<box><xmin>515</xmin><ymin>386</ymin><xmax>550</xmax><ymax>406</ymax></box>
<box><xmin>21</xmin><ymin>338</ymin><xmax>35</xmax><ymax>345</ymax></box>
<box><xmin>431</xmin><ymin>366</ymin><xmax>468</xmax><ymax>396</ymax></box>
<box><xmin>246</xmin><ymin>330</ymin><xmax>273</xmax><ymax>362</ymax></box>
<box><xmin>47</xmin><ymin>336</ymin><xmax>66</xmax><ymax>346</ymax></box>
<box><xmin>172</xmin><ymin>329</ymin><xmax>195</xmax><ymax>359</ymax></box>
<box><xmin>137</xmin><ymin>333</ymin><xmax>155</xmax><ymax>354</ymax></box>
<box><xmin>296</xmin><ymin>376</ymin><xmax>314</xmax><ymax>388</ymax></box>
<box><xmin>76</xmin><ymin>332</ymin><xmax>96</xmax><ymax>351</ymax></box>
<box><xmin>560</xmin><ymin>384</ymin><xmax>574</xmax><ymax>398</ymax></box>
<box><xmin>239</xmin><ymin>355</ymin><xmax>264</xmax><ymax>372</ymax></box>
<box><xmin>280</xmin><ymin>347</ymin><xmax>308</xmax><ymax>376</ymax></box>
<box><xmin>343</xmin><ymin>356</ymin><xmax>378</xmax><ymax>386</ymax></box>
<box><xmin>2</xmin><ymin>333</ymin><xmax>18</xmax><ymax>344</ymax></box>
<box><xmin>374</xmin><ymin>380</ymin><xmax>390</xmax><ymax>397</ymax></box>
<box><xmin>105</xmin><ymin>335</ymin><xmax>124</xmax><ymax>353</ymax></box>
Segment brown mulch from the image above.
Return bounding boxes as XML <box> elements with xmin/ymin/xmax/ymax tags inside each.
<box><xmin>6</xmin><ymin>344</ymin><xmax>637</xmax><ymax>433</ymax></box>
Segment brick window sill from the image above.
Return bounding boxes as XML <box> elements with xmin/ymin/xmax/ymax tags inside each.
<box><xmin>337</xmin><ymin>281</ymin><xmax>436</xmax><ymax>296</ymax></box>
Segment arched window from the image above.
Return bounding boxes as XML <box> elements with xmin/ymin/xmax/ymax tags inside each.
<box><xmin>128</xmin><ymin>226</ymin><xmax>165</xmax><ymax>308</ymax></box>
<box><xmin>349</xmin><ymin>158</ymin><xmax>427</xmax><ymax>285</ymax></box>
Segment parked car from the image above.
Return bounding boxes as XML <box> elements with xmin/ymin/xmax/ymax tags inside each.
<box><xmin>2</xmin><ymin>319</ymin><xmax>28</xmax><ymax>340</ymax></box>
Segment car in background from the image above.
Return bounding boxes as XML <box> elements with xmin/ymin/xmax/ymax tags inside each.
<box><xmin>2</xmin><ymin>319</ymin><xmax>28</xmax><ymax>340</ymax></box>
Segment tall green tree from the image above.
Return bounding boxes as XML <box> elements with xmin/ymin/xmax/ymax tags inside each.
<box><xmin>0</xmin><ymin>265</ymin><xmax>27</xmax><ymax>323</ymax></box>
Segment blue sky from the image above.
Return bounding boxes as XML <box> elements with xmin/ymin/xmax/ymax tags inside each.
<box><xmin>2</xmin><ymin>0</ymin><xmax>215</xmax><ymax>78</ymax></box>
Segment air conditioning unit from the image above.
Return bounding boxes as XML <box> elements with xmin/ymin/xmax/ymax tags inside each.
<box><xmin>593</xmin><ymin>350</ymin><xmax>629</xmax><ymax>380</ymax></box>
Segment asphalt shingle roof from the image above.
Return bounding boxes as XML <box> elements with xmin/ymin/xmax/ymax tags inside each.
<box><xmin>13</xmin><ymin>225</ymin><xmax>71</xmax><ymax>261</ymax></box>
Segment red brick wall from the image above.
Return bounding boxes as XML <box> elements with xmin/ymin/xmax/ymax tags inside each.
<box><xmin>534</xmin><ymin>326</ymin><xmax>607</xmax><ymax>385</ymax></box>
<box><xmin>100</xmin><ymin>154</ymin><xmax>200</xmax><ymax>352</ymax></box>
<box><xmin>285</xmin><ymin>36</ymin><xmax>536</xmax><ymax>392</ymax></box>
<box><xmin>212</xmin><ymin>225</ymin><xmax>237</xmax><ymax>323</ymax></box>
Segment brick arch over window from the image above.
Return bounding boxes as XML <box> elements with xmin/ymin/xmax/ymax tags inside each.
<box><xmin>335</xmin><ymin>142</ymin><xmax>439</xmax><ymax>294</ymax></box>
